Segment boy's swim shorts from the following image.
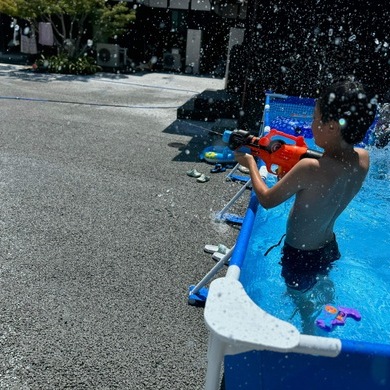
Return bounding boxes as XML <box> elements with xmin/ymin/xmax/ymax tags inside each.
<box><xmin>280</xmin><ymin>236</ymin><xmax>341</xmax><ymax>292</ymax></box>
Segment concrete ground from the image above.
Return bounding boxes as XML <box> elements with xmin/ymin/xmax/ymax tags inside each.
<box><xmin>0</xmin><ymin>64</ymin><xmax>250</xmax><ymax>389</ymax></box>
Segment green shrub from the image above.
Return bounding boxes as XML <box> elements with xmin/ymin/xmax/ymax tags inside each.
<box><xmin>33</xmin><ymin>54</ymin><xmax>101</xmax><ymax>75</ymax></box>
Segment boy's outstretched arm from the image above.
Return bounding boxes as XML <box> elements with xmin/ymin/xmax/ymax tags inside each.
<box><xmin>235</xmin><ymin>152</ymin><xmax>315</xmax><ymax>209</ymax></box>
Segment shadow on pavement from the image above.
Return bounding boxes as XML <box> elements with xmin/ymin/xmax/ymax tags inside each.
<box><xmin>164</xmin><ymin>118</ymin><xmax>226</xmax><ymax>163</ymax></box>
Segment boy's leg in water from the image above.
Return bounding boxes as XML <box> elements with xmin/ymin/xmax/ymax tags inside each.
<box><xmin>288</xmin><ymin>277</ymin><xmax>335</xmax><ymax>334</ymax></box>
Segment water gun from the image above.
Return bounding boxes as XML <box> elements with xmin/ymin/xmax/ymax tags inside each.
<box><xmin>315</xmin><ymin>304</ymin><xmax>361</xmax><ymax>332</ymax></box>
<box><xmin>223</xmin><ymin>129</ymin><xmax>323</xmax><ymax>177</ymax></box>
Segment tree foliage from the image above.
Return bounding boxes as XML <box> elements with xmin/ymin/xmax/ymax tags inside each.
<box><xmin>0</xmin><ymin>0</ymin><xmax>136</xmax><ymax>57</ymax></box>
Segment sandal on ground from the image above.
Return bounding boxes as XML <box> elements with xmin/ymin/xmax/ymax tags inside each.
<box><xmin>238</xmin><ymin>164</ymin><xmax>250</xmax><ymax>174</ymax></box>
<box><xmin>197</xmin><ymin>173</ymin><xmax>210</xmax><ymax>183</ymax></box>
<box><xmin>210</xmin><ymin>163</ymin><xmax>226</xmax><ymax>173</ymax></box>
<box><xmin>204</xmin><ymin>244</ymin><xmax>230</xmax><ymax>254</ymax></box>
<box><xmin>212</xmin><ymin>252</ymin><xmax>230</xmax><ymax>263</ymax></box>
<box><xmin>186</xmin><ymin>168</ymin><xmax>202</xmax><ymax>178</ymax></box>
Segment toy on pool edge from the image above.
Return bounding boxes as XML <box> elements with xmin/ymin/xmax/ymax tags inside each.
<box><xmin>315</xmin><ymin>304</ymin><xmax>361</xmax><ymax>331</ymax></box>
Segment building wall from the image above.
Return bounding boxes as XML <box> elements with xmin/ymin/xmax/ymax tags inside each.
<box><xmin>122</xmin><ymin>4</ymin><xmax>239</xmax><ymax>74</ymax></box>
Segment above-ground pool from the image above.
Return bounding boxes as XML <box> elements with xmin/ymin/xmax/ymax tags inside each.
<box><xmin>201</xmin><ymin>94</ymin><xmax>390</xmax><ymax>389</ymax></box>
<box><xmin>203</xmin><ymin>143</ymin><xmax>390</xmax><ymax>390</ymax></box>
<box><xmin>240</xmin><ymin>142</ymin><xmax>390</xmax><ymax>343</ymax></box>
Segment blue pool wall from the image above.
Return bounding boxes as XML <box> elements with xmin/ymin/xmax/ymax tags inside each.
<box><xmin>224</xmin><ymin>341</ymin><xmax>390</xmax><ymax>390</ymax></box>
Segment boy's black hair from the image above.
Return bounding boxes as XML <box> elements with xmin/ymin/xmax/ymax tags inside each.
<box><xmin>318</xmin><ymin>80</ymin><xmax>377</xmax><ymax>144</ymax></box>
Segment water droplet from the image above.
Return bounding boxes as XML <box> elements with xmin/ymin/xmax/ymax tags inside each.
<box><xmin>328</xmin><ymin>92</ymin><xmax>336</xmax><ymax>103</ymax></box>
<box><xmin>339</xmin><ymin>118</ymin><xmax>347</xmax><ymax>127</ymax></box>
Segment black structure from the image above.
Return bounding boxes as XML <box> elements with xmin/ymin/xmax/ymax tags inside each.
<box><xmin>177</xmin><ymin>0</ymin><xmax>389</xmax><ymax>132</ymax></box>
<box><xmin>232</xmin><ymin>0</ymin><xmax>390</xmax><ymax>131</ymax></box>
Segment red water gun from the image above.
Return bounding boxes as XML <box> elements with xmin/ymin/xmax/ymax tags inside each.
<box><xmin>223</xmin><ymin>129</ymin><xmax>323</xmax><ymax>177</ymax></box>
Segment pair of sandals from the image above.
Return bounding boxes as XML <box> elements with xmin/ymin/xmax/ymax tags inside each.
<box><xmin>204</xmin><ymin>244</ymin><xmax>231</xmax><ymax>263</ymax></box>
<box><xmin>186</xmin><ymin>169</ymin><xmax>210</xmax><ymax>183</ymax></box>
<box><xmin>210</xmin><ymin>163</ymin><xmax>226</xmax><ymax>173</ymax></box>
<box><xmin>186</xmin><ymin>162</ymin><xmax>228</xmax><ymax>182</ymax></box>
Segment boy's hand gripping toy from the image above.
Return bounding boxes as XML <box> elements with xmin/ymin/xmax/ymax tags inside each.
<box><xmin>223</xmin><ymin>129</ymin><xmax>323</xmax><ymax>177</ymax></box>
<box><xmin>315</xmin><ymin>304</ymin><xmax>361</xmax><ymax>332</ymax></box>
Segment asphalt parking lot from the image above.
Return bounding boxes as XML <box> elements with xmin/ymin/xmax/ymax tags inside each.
<box><xmin>0</xmin><ymin>64</ymin><xmax>249</xmax><ymax>389</ymax></box>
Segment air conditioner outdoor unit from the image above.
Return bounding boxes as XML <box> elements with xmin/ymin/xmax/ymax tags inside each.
<box><xmin>96</xmin><ymin>43</ymin><xmax>126</xmax><ymax>68</ymax></box>
<box><xmin>163</xmin><ymin>52</ymin><xmax>182</xmax><ymax>71</ymax></box>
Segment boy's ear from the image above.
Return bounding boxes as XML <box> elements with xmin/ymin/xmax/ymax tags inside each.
<box><xmin>328</xmin><ymin>120</ymin><xmax>341</xmax><ymax>134</ymax></box>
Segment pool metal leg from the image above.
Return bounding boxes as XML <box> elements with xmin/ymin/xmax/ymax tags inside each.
<box><xmin>215</xmin><ymin>180</ymin><xmax>252</xmax><ymax>225</ymax></box>
<box><xmin>225</xmin><ymin>162</ymin><xmax>240</xmax><ymax>179</ymax></box>
<box><xmin>205</xmin><ymin>333</ymin><xmax>225</xmax><ymax>390</ymax></box>
<box><xmin>225</xmin><ymin>163</ymin><xmax>250</xmax><ymax>183</ymax></box>
<box><xmin>216</xmin><ymin>163</ymin><xmax>267</xmax><ymax>225</ymax></box>
<box><xmin>188</xmin><ymin>246</ymin><xmax>234</xmax><ymax>306</ymax></box>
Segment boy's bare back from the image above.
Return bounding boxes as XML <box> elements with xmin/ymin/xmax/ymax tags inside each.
<box><xmin>285</xmin><ymin>147</ymin><xmax>369</xmax><ymax>249</ymax></box>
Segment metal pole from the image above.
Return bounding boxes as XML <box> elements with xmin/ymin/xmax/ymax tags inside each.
<box><xmin>189</xmin><ymin>246</ymin><xmax>235</xmax><ymax>296</ymax></box>
<box><xmin>217</xmin><ymin>179</ymin><xmax>252</xmax><ymax>217</ymax></box>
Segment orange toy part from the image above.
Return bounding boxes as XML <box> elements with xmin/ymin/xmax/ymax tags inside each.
<box><xmin>245</xmin><ymin>129</ymin><xmax>311</xmax><ymax>177</ymax></box>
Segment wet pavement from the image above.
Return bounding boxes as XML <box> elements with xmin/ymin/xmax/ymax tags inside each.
<box><xmin>0</xmin><ymin>64</ymin><xmax>247</xmax><ymax>389</ymax></box>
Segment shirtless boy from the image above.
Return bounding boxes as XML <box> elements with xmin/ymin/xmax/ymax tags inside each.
<box><xmin>235</xmin><ymin>80</ymin><xmax>377</xmax><ymax>292</ymax></box>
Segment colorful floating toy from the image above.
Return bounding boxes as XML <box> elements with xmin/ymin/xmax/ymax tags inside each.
<box><xmin>199</xmin><ymin>145</ymin><xmax>236</xmax><ymax>164</ymax></box>
<box><xmin>315</xmin><ymin>304</ymin><xmax>361</xmax><ymax>332</ymax></box>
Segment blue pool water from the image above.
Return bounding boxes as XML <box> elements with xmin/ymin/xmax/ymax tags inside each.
<box><xmin>239</xmin><ymin>145</ymin><xmax>390</xmax><ymax>343</ymax></box>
